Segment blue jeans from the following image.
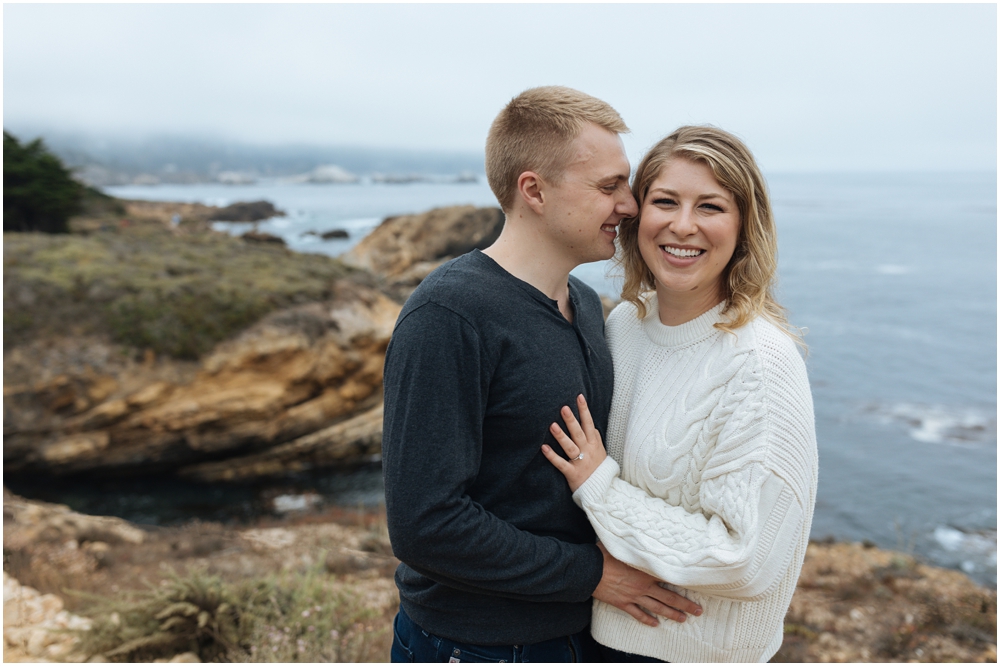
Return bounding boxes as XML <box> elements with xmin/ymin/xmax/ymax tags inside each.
<box><xmin>596</xmin><ymin>643</ymin><xmax>666</xmax><ymax>662</ymax></box>
<box><xmin>390</xmin><ymin>606</ymin><xmax>599</xmax><ymax>662</ymax></box>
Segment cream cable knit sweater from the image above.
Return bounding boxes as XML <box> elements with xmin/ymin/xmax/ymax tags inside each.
<box><xmin>575</xmin><ymin>296</ymin><xmax>818</xmax><ymax>663</ymax></box>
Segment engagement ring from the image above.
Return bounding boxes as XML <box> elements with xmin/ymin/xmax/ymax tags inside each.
<box><xmin>574</xmin><ymin>453</ymin><xmax>585</xmax><ymax>461</ymax></box>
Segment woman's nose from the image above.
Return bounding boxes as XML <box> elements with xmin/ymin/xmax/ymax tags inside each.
<box><xmin>669</xmin><ymin>206</ymin><xmax>697</xmax><ymax>236</ymax></box>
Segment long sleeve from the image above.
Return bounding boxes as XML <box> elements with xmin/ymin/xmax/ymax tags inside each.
<box><xmin>382</xmin><ymin>301</ymin><xmax>603</xmax><ymax>604</ymax></box>
<box><xmin>573</xmin><ymin>331</ymin><xmax>815</xmax><ymax>602</ymax></box>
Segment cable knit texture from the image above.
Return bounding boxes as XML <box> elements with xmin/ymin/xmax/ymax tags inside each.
<box><xmin>576</xmin><ymin>295</ymin><xmax>818</xmax><ymax>662</ymax></box>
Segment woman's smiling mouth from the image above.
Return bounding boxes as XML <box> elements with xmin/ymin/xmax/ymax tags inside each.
<box><xmin>661</xmin><ymin>245</ymin><xmax>705</xmax><ymax>258</ymax></box>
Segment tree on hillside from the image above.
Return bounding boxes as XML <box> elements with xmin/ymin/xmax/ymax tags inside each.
<box><xmin>4</xmin><ymin>130</ymin><xmax>83</xmax><ymax>233</ymax></box>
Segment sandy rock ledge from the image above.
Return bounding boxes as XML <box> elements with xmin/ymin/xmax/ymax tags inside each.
<box><xmin>4</xmin><ymin>571</ymin><xmax>91</xmax><ymax>662</ymax></box>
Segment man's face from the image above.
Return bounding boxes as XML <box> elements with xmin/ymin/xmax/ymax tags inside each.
<box><xmin>540</xmin><ymin>123</ymin><xmax>638</xmax><ymax>265</ymax></box>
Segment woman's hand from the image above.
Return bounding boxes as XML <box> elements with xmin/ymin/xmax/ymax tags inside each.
<box><xmin>541</xmin><ymin>394</ymin><xmax>607</xmax><ymax>492</ymax></box>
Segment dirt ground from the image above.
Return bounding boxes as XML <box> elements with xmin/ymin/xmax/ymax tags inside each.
<box><xmin>3</xmin><ymin>493</ymin><xmax>996</xmax><ymax>663</ymax></box>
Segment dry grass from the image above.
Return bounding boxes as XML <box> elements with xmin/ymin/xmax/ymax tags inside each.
<box><xmin>71</xmin><ymin>565</ymin><xmax>390</xmax><ymax>663</ymax></box>
<box><xmin>4</xmin><ymin>502</ymin><xmax>398</xmax><ymax>663</ymax></box>
<box><xmin>6</xmin><ymin>490</ymin><xmax>994</xmax><ymax>663</ymax></box>
<box><xmin>4</xmin><ymin>207</ymin><xmax>350</xmax><ymax>359</ymax></box>
<box><xmin>773</xmin><ymin>541</ymin><xmax>996</xmax><ymax>662</ymax></box>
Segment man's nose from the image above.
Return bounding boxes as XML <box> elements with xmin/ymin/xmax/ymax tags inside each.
<box><xmin>617</xmin><ymin>188</ymin><xmax>638</xmax><ymax>216</ymax></box>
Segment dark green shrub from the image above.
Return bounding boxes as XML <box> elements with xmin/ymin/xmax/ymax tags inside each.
<box><xmin>107</xmin><ymin>287</ymin><xmax>275</xmax><ymax>360</ymax></box>
<box><xmin>3</xmin><ymin>131</ymin><xmax>83</xmax><ymax>233</ymax></box>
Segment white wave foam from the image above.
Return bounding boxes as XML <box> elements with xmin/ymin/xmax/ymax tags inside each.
<box><xmin>868</xmin><ymin>403</ymin><xmax>996</xmax><ymax>445</ymax></box>
<box><xmin>933</xmin><ymin>527</ymin><xmax>998</xmax><ymax>573</ymax></box>
<box><xmin>271</xmin><ymin>492</ymin><xmax>322</xmax><ymax>513</ymax></box>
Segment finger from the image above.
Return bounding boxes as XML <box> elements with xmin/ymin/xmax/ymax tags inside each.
<box><xmin>561</xmin><ymin>405</ymin><xmax>588</xmax><ymax>446</ymax></box>
<box><xmin>549</xmin><ymin>423</ymin><xmax>581</xmax><ymax>458</ymax></box>
<box><xmin>622</xmin><ymin>603</ymin><xmax>659</xmax><ymax>628</ymax></box>
<box><xmin>540</xmin><ymin>444</ymin><xmax>574</xmax><ymax>475</ymax></box>
<box><xmin>647</xmin><ymin>587</ymin><xmax>703</xmax><ymax>617</ymax></box>
<box><xmin>577</xmin><ymin>394</ymin><xmax>597</xmax><ymax>436</ymax></box>
<box><xmin>639</xmin><ymin>598</ymin><xmax>687</xmax><ymax>623</ymax></box>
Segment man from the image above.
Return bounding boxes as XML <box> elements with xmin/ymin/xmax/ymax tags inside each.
<box><xmin>383</xmin><ymin>86</ymin><xmax>700</xmax><ymax>663</ymax></box>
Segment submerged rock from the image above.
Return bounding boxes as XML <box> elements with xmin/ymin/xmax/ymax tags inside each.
<box><xmin>240</xmin><ymin>229</ymin><xmax>286</xmax><ymax>245</ymax></box>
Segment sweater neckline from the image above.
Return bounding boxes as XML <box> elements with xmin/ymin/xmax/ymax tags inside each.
<box><xmin>471</xmin><ymin>249</ymin><xmax>581</xmax><ymax>324</ymax></box>
<box><xmin>640</xmin><ymin>294</ymin><xmax>726</xmax><ymax>348</ymax></box>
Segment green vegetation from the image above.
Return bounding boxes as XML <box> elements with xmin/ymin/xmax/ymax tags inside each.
<box><xmin>3</xmin><ymin>131</ymin><xmax>83</xmax><ymax>234</ymax></box>
<box><xmin>3</xmin><ymin>222</ymin><xmax>350</xmax><ymax>359</ymax></box>
<box><xmin>75</xmin><ymin>565</ymin><xmax>389</xmax><ymax>662</ymax></box>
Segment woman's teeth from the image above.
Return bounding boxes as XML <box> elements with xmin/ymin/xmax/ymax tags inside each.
<box><xmin>662</xmin><ymin>246</ymin><xmax>704</xmax><ymax>258</ymax></box>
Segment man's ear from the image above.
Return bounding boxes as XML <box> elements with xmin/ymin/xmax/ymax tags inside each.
<box><xmin>516</xmin><ymin>171</ymin><xmax>546</xmax><ymax>215</ymax></box>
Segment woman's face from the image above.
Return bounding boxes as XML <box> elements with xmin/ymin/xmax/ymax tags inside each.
<box><xmin>638</xmin><ymin>158</ymin><xmax>741</xmax><ymax>310</ymax></box>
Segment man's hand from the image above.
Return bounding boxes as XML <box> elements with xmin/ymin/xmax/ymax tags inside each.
<box><xmin>592</xmin><ymin>543</ymin><xmax>702</xmax><ymax>627</ymax></box>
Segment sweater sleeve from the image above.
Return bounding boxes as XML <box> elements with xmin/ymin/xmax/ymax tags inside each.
<box><xmin>573</xmin><ymin>344</ymin><xmax>815</xmax><ymax>601</ymax></box>
<box><xmin>382</xmin><ymin>301</ymin><xmax>603</xmax><ymax>604</ymax></box>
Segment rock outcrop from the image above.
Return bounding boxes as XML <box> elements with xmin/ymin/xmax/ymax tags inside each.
<box><xmin>3</xmin><ymin>493</ymin><xmax>146</xmax><ymax>545</ymax></box>
<box><xmin>5</xmin><ymin>202</ymin><xmax>508</xmax><ymax>481</ymax></box>
<box><xmin>240</xmin><ymin>230</ymin><xmax>286</xmax><ymax>245</ymax></box>
<box><xmin>4</xmin><ymin>279</ymin><xmax>399</xmax><ymax>478</ymax></box>
<box><xmin>182</xmin><ymin>403</ymin><xmax>384</xmax><ymax>482</ymax></box>
<box><xmin>342</xmin><ymin>205</ymin><xmax>504</xmax><ymax>297</ymax></box>
<box><xmin>4</xmin><ymin>572</ymin><xmax>93</xmax><ymax>662</ymax></box>
<box><xmin>210</xmin><ymin>200</ymin><xmax>284</xmax><ymax>222</ymax></box>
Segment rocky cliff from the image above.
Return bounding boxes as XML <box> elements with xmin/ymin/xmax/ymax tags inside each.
<box><xmin>342</xmin><ymin>204</ymin><xmax>504</xmax><ymax>299</ymax></box>
<box><xmin>4</xmin><ymin>280</ymin><xmax>398</xmax><ymax>479</ymax></box>
<box><xmin>4</xmin><ymin>200</ymin><xmax>505</xmax><ymax>481</ymax></box>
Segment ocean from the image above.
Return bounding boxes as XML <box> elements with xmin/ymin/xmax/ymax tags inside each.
<box><xmin>94</xmin><ymin>173</ymin><xmax>1000</xmax><ymax>585</ymax></box>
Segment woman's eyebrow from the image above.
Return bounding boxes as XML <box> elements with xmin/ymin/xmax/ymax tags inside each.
<box><xmin>648</xmin><ymin>186</ymin><xmax>730</xmax><ymax>201</ymax></box>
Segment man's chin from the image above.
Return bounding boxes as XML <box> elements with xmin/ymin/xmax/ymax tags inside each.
<box><xmin>595</xmin><ymin>245</ymin><xmax>618</xmax><ymax>263</ymax></box>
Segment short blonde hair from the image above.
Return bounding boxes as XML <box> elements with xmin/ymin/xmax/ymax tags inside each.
<box><xmin>485</xmin><ymin>86</ymin><xmax>629</xmax><ymax>213</ymax></box>
<box><xmin>616</xmin><ymin>125</ymin><xmax>802</xmax><ymax>345</ymax></box>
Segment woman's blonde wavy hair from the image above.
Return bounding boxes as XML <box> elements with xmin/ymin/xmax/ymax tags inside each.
<box><xmin>616</xmin><ymin>125</ymin><xmax>803</xmax><ymax>347</ymax></box>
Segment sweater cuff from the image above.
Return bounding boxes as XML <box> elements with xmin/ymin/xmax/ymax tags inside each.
<box><xmin>572</xmin><ymin>456</ymin><xmax>620</xmax><ymax>508</ymax></box>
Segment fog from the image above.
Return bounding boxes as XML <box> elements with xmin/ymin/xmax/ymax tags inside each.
<box><xmin>4</xmin><ymin>3</ymin><xmax>996</xmax><ymax>172</ymax></box>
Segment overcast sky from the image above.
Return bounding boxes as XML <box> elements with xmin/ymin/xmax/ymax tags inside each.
<box><xmin>4</xmin><ymin>3</ymin><xmax>996</xmax><ymax>172</ymax></box>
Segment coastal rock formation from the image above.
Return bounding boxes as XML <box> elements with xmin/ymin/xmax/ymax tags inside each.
<box><xmin>182</xmin><ymin>403</ymin><xmax>384</xmax><ymax>482</ymax></box>
<box><xmin>342</xmin><ymin>205</ymin><xmax>504</xmax><ymax>295</ymax></box>
<box><xmin>3</xmin><ymin>493</ymin><xmax>145</xmax><ymax>545</ymax></box>
<box><xmin>210</xmin><ymin>200</ymin><xmax>285</xmax><ymax>222</ymax></box>
<box><xmin>4</xmin><ymin>279</ymin><xmax>400</xmax><ymax>477</ymax></box>
<box><xmin>5</xmin><ymin>202</ymin><xmax>502</xmax><ymax>482</ymax></box>
<box><xmin>104</xmin><ymin>198</ymin><xmax>282</xmax><ymax>232</ymax></box>
<box><xmin>240</xmin><ymin>230</ymin><xmax>286</xmax><ymax>245</ymax></box>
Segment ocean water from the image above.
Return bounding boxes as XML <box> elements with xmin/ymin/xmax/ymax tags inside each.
<box><xmin>94</xmin><ymin>173</ymin><xmax>1000</xmax><ymax>585</ymax></box>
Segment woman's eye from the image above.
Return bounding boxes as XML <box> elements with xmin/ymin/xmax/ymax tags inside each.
<box><xmin>652</xmin><ymin>198</ymin><xmax>676</xmax><ymax>206</ymax></box>
<box><xmin>701</xmin><ymin>203</ymin><xmax>724</xmax><ymax>212</ymax></box>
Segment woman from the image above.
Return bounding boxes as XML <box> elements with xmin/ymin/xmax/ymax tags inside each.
<box><xmin>541</xmin><ymin>126</ymin><xmax>818</xmax><ymax>662</ymax></box>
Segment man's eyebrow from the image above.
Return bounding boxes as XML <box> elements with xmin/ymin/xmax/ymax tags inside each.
<box><xmin>601</xmin><ymin>173</ymin><xmax>630</xmax><ymax>183</ymax></box>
